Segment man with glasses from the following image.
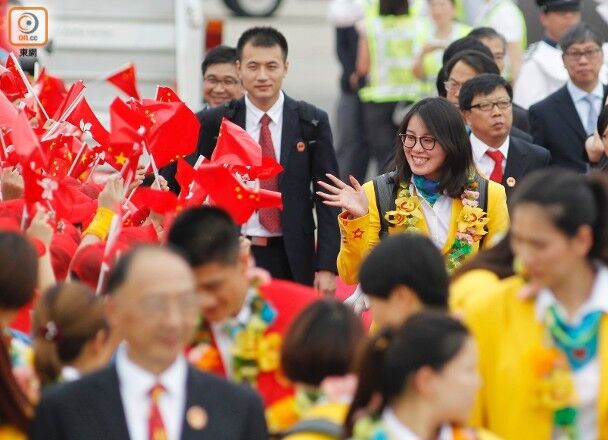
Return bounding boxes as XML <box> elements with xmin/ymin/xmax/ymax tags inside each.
<box><xmin>201</xmin><ymin>45</ymin><xmax>243</xmax><ymax>109</ymax></box>
<box><xmin>31</xmin><ymin>246</ymin><xmax>268</xmax><ymax>439</ymax></box>
<box><xmin>460</xmin><ymin>74</ymin><xmax>550</xmax><ymax>197</ymax></box>
<box><xmin>529</xmin><ymin>23</ymin><xmax>608</xmax><ymax>172</ymax></box>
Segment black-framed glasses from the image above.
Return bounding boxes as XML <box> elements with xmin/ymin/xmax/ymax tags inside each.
<box><xmin>563</xmin><ymin>47</ymin><xmax>602</xmax><ymax>61</ymax></box>
<box><xmin>399</xmin><ymin>133</ymin><xmax>437</xmax><ymax>150</ymax></box>
<box><xmin>468</xmin><ymin>99</ymin><xmax>512</xmax><ymax>112</ymax></box>
<box><xmin>204</xmin><ymin>76</ymin><xmax>240</xmax><ymax>87</ymax></box>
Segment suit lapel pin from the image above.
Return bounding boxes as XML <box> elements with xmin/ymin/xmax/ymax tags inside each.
<box><xmin>186</xmin><ymin>406</ymin><xmax>208</xmax><ymax>430</ymax></box>
<box><xmin>506</xmin><ymin>177</ymin><xmax>516</xmax><ymax>188</ymax></box>
<box><xmin>296</xmin><ymin>141</ymin><xmax>306</xmax><ymax>152</ymax></box>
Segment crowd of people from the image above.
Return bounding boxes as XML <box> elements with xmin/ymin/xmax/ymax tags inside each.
<box><xmin>2</xmin><ymin>0</ymin><xmax>608</xmax><ymax>439</ymax></box>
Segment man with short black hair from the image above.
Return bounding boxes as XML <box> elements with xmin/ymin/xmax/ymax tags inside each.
<box><xmin>167</xmin><ymin>206</ymin><xmax>318</xmax><ymax>434</ymax></box>
<box><xmin>201</xmin><ymin>45</ymin><xmax>243</xmax><ymax>108</ymax></box>
<box><xmin>459</xmin><ymin>73</ymin><xmax>550</xmax><ymax>197</ymax></box>
<box><xmin>31</xmin><ymin>246</ymin><xmax>268</xmax><ymax>440</ymax></box>
<box><xmin>529</xmin><ymin>22</ymin><xmax>608</xmax><ymax>171</ymax></box>
<box><xmin>165</xmin><ymin>26</ymin><xmax>340</xmax><ymax>294</ymax></box>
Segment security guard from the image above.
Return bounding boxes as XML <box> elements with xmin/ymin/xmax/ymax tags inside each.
<box><xmin>513</xmin><ymin>0</ymin><xmax>581</xmax><ymax>109</ymax></box>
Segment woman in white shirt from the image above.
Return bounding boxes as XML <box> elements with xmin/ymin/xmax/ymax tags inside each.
<box><xmin>32</xmin><ymin>282</ymin><xmax>114</xmax><ymax>386</ymax></box>
<box><xmin>344</xmin><ymin>311</ymin><xmax>499</xmax><ymax>439</ymax></box>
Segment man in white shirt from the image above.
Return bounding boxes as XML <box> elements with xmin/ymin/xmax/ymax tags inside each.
<box><xmin>529</xmin><ymin>23</ymin><xmax>608</xmax><ymax>172</ymax></box>
<box><xmin>460</xmin><ymin>73</ymin><xmax>550</xmax><ymax>197</ymax></box>
<box><xmin>30</xmin><ymin>246</ymin><xmax>267</xmax><ymax>440</ymax></box>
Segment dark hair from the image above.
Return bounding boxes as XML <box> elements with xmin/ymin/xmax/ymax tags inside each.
<box><xmin>236</xmin><ymin>26</ymin><xmax>288</xmax><ymax>61</ymax></box>
<box><xmin>458</xmin><ymin>73</ymin><xmax>513</xmax><ymax>110</ymax></box>
<box><xmin>468</xmin><ymin>27</ymin><xmax>507</xmax><ymax>48</ymax></box>
<box><xmin>393</xmin><ymin>97</ymin><xmax>475</xmax><ymax>197</ymax></box>
<box><xmin>597</xmin><ymin>104</ymin><xmax>608</xmax><ymax>135</ymax></box>
<box><xmin>281</xmin><ymin>299</ymin><xmax>364</xmax><ymax>386</ymax></box>
<box><xmin>167</xmin><ymin>207</ymin><xmax>240</xmax><ymax>268</ymax></box>
<box><xmin>359</xmin><ymin>233</ymin><xmax>448</xmax><ymax>308</ymax></box>
<box><xmin>437</xmin><ymin>37</ymin><xmax>493</xmax><ymax>97</ymax></box>
<box><xmin>451</xmin><ymin>233</ymin><xmax>515</xmax><ymax>281</ymax></box>
<box><xmin>344</xmin><ymin>311</ymin><xmax>470</xmax><ymax>437</ymax></box>
<box><xmin>379</xmin><ymin>0</ymin><xmax>409</xmax><ymax>15</ymax></box>
<box><xmin>202</xmin><ymin>45</ymin><xmax>238</xmax><ymax>75</ymax></box>
<box><xmin>32</xmin><ymin>282</ymin><xmax>109</xmax><ymax>387</ymax></box>
<box><xmin>444</xmin><ymin>49</ymin><xmax>500</xmax><ymax>79</ymax></box>
<box><xmin>0</xmin><ymin>334</ymin><xmax>31</xmax><ymax>433</ymax></box>
<box><xmin>510</xmin><ymin>169</ymin><xmax>608</xmax><ymax>263</ymax></box>
<box><xmin>560</xmin><ymin>22</ymin><xmax>605</xmax><ymax>52</ymax></box>
<box><xmin>0</xmin><ymin>232</ymin><xmax>38</xmax><ymax>309</ymax></box>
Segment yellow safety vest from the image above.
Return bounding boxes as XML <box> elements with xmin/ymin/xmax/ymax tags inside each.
<box><xmin>359</xmin><ymin>0</ymin><xmax>418</xmax><ymax>103</ymax></box>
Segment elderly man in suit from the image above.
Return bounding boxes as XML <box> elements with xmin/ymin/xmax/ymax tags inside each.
<box><xmin>460</xmin><ymin>73</ymin><xmax>551</xmax><ymax>198</ymax></box>
<box><xmin>529</xmin><ymin>23</ymin><xmax>607</xmax><ymax>172</ymax></box>
<box><xmin>30</xmin><ymin>246</ymin><xmax>267</xmax><ymax>440</ymax></box>
<box><xmin>162</xmin><ymin>26</ymin><xmax>340</xmax><ymax>295</ymax></box>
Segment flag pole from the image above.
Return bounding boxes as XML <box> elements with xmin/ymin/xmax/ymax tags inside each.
<box><xmin>8</xmin><ymin>53</ymin><xmax>50</xmax><ymax>121</ymax></box>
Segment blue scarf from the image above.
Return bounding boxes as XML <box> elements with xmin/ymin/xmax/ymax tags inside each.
<box><xmin>547</xmin><ymin>305</ymin><xmax>602</xmax><ymax>371</ymax></box>
<box><xmin>413</xmin><ymin>175</ymin><xmax>441</xmax><ymax>206</ymax></box>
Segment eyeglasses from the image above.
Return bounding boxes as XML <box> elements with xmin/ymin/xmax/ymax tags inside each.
<box><xmin>563</xmin><ymin>47</ymin><xmax>602</xmax><ymax>61</ymax></box>
<box><xmin>468</xmin><ymin>99</ymin><xmax>512</xmax><ymax>112</ymax></box>
<box><xmin>204</xmin><ymin>76</ymin><xmax>240</xmax><ymax>87</ymax></box>
<box><xmin>444</xmin><ymin>79</ymin><xmax>462</xmax><ymax>92</ymax></box>
<box><xmin>399</xmin><ymin>133</ymin><xmax>437</xmax><ymax>150</ymax></box>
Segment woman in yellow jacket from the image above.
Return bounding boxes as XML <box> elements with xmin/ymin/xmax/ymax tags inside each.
<box><xmin>317</xmin><ymin>97</ymin><xmax>509</xmax><ymax>284</ymax></box>
<box><xmin>464</xmin><ymin>169</ymin><xmax>608</xmax><ymax>440</ymax></box>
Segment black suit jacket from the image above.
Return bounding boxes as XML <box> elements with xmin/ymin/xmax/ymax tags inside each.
<box><xmin>503</xmin><ymin>136</ymin><xmax>551</xmax><ymax>198</ymax></box>
<box><xmin>529</xmin><ymin>84</ymin><xmax>608</xmax><ymax>172</ymax></box>
<box><xmin>161</xmin><ymin>95</ymin><xmax>340</xmax><ymax>285</ymax></box>
<box><xmin>30</xmin><ymin>365</ymin><xmax>268</xmax><ymax>440</ymax></box>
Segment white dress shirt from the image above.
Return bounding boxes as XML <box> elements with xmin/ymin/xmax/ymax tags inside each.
<box><xmin>382</xmin><ymin>408</ymin><xmax>454</xmax><ymax>440</ymax></box>
<box><xmin>534</xmin><ymin>264</ymin><xmax>608</xmax><ymax>440</ymax></box>
<box><xmin>409</xmin><ymin>181</ymin><xmax>453</xmax><ymax>251</ymax></box>
<box><xmin>116</xmin><ymin>347</ymin><xmax>188</xmax><ymax>440</ymax></box>
<box><xmin>242</xmin><ymin>92</ymin><xmax>285</xmax><ymax>237</ymax></box>
<box><xmin>470</xmin><ymin>133</ymin><xmax>510</xmax><ymax>180</ymax></box>
<box><xmin>209</xmin><ymin>289</ymin><xmax>255</xmax><ymax>378</ymax></box>
<box><xmin>567</xmin><ymin>80</ymin><xmax>604</xmax><ymax>134</ymax></box>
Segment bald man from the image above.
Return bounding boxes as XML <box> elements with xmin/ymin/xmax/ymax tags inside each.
<box><xmin>31</xmin><ymin>246</ymin><xmax>268</xmax><ymax>440</ymax></box>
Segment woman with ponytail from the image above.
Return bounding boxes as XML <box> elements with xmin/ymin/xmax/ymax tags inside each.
<box><xmin>464</xmin><ymin>168</ymin><xmax>608</xmax><ymax>439</ymax></box>
<box><xmin>344</xmin><ymin>311</ymin><xmax>497</xmax><ymax>439</ymax></box>
<box><xmin>0</xmin><ymin>232</ymin><xmax>39</xmax><ymax>439</ymax></box>
<box><xmin>32</xmin><ymin>282</ymin><xmax>112</xmax><ymax>387</ymax></box>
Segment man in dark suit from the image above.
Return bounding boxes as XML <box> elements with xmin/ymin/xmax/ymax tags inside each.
<box><xmin>30</xmin><ymin>246</ymin><xmax>267</xmax><ymax>440</ymax></box>
<box><xmin>460</xmin><ymin>74</ymin><xmax>551</xmax><ymax>197</ymax></box>
<box><xmin>162</xmin><ymin>26</ymin><xmax>340</xmax><ymax>294</ymax></box>
<box><xmin>529</xmin><ymin>23</ymin><xmax>606</xmax><ymax>172</ymax></box>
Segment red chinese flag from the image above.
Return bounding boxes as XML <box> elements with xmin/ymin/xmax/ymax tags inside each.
<box><xmin>10</xmin><ymin>112</ymin><xmax>46</xmax><ymax>167</ymax></box>
<box><xmin>175</xmin><ymin>158</ymin><xmax>208</xmax><ymax>209</ymax></box>
<box><xmin>195</xmin><ymin>164</ymin><xmax>282</xmax><ymax>225</ymax></box>
<box><xmin>0</xmin><ymin>89</ymin><xmax>17</xmax><ymax>129</ymax></box>
<box><xmin>137</xmin><ymin>99</ymin><xmax>200</xmax><ymax>168</ymax></box>
<box><xmin>64</xmin><ymin>96</ymin><xmax>110</xmax><ymax>147</ymax></box>
<box><xmin>105</xmin><ymin>63</ymin><xmax>141</xmax><ymax>101</ymax></box>
<box><xmin>211</xmin><ymin>118</ymin><xmax>262</xmax><ymax>167</ymax></box>
<box><xmin>131</xmin><ymin>187</ymin><xmax>178</xmax><ymax>215</ymax></box>
<box><xmin>42</xmin><ymin>136</ymin><xmax>73</xmax><ymax>178</ymax></box>
<box><xmin>155</xmin><ymin>86</ymin><xmax>181</xmax><ymax>103</ymax></box>
<box><xmin>4</xmin><ymin>56</ymin><xmax>29</xmax><ymax>99</ymax></box>
<box><xmin>52</xmin><ymin>80</ymin><xmax>86</xmax><ymax>121</ymax></box>
<box><xmin>109</xmin><ymin>97</ymin><xmax>150</xmax><ymax>146</ymax></box>
<box><xmin>34</xmin><ymin>68</ymin><xmax>67</xmax><ymax>118</ymax></box>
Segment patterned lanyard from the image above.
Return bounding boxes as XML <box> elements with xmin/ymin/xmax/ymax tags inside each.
<box><xmin>545</xmin><ymin>305</ymin><xmax>602</xmax><ymax>371</ymax></box>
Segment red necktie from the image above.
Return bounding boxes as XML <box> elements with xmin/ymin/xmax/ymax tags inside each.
<box><xmin>148</xmin><ymin>383</ymin><xmax>167</xmax><ymax>440</ymax></box>
<box><xmin>258</xmin><ymin>113</ymin><xmax>281</xmax><ymax>233</ymax></box>
<box><xmin>486</xmin><ymin>149</ymin><xmax>504</xmax><ymax>184</ymax></box>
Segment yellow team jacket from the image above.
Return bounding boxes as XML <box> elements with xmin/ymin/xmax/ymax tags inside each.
<box><xmin>463</xmin><ymin>276</ymin><xmax>608</xmax><ymax>440</ymax></box>
<box><xmin>337</xmin><ymin>179</ymin><xmax>510</xmax><ymax>284</ymax></box>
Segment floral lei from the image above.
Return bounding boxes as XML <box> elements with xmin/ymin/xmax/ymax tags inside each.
<box><xmin>351</xmin><ymin>415</ymin><xmax>478</xmax><ymax>440</ymax></box>
<box><xmin>187</xmin><ymin>281</ymin><xmax>282</xmax><ymax>387</ymax></box>
<box><xmin>384</xmin><ymin>175</ymin><xmax>489</xmax><ymax>271</ymax></box>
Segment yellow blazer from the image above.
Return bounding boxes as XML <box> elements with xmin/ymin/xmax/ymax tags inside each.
<box><xmin>463</xmin><ymin>276</ymin><xmax>608</xmax><ymax>440</ymax></box>
<box><xmin>337</xmin><ymin>179</ymin><xmax>510</xmax><ymax>284</ymax></box>
<box><xmin>449</xmin><ymin>268</ymin><xmax>501</xmax><ymax>313</ymax></box>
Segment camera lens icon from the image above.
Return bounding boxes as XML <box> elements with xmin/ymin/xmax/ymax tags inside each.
<box><xmin>17</xmin><ymin>13</ymin><xmax>39</xmax><ymax>34</ymax></box>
